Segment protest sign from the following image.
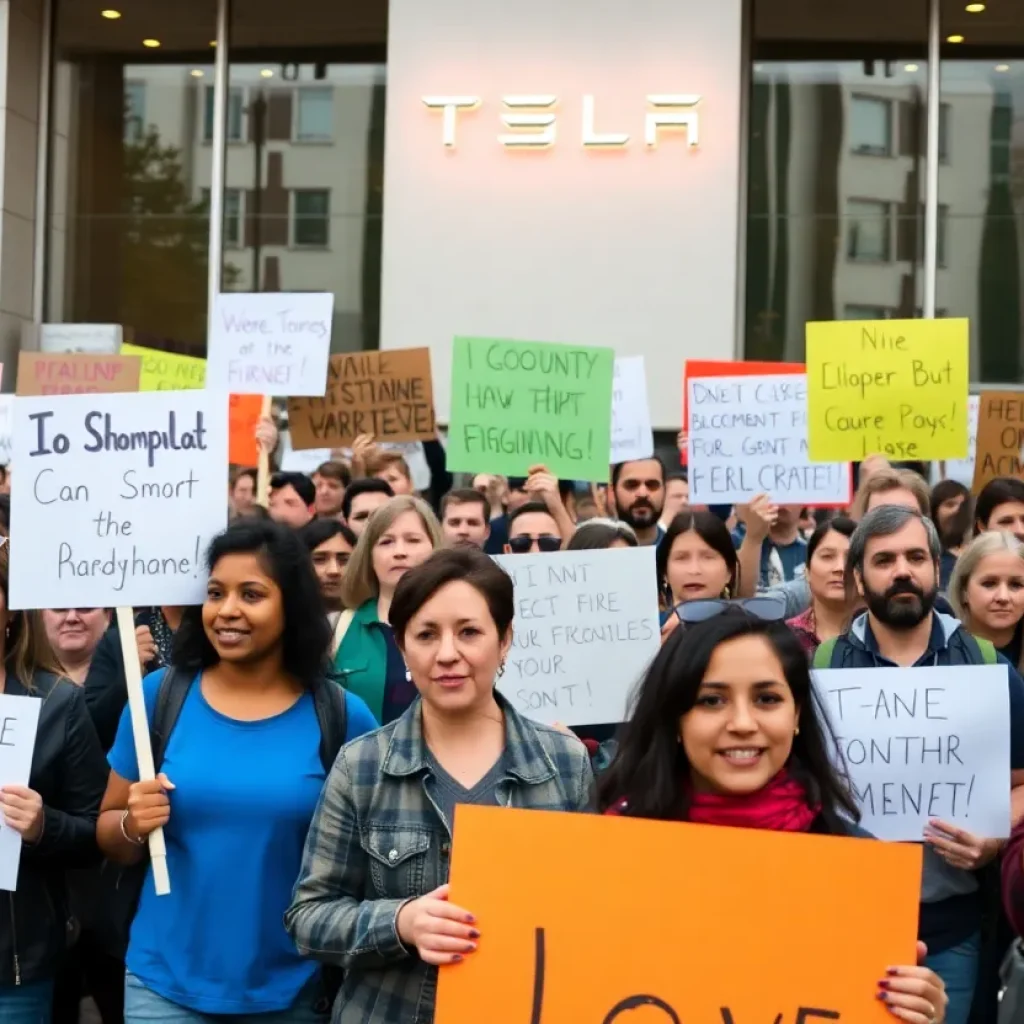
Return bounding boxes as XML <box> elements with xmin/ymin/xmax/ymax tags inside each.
<box><xmin>16</xmin><ymin>352</ymin><xmax>141</xmax><ymax>397</ymax></box>
<box><xmin>971</xmin><ymin>391</ymin><xmax>1023</xmax><ymax>492</ymax></box>
<box><xmin>121</xmin><ymin>343</ymin><xmax>206</xmax><ymax>391</ymax></box>
<box><xmin>9</xmin><ymin>391</ymin><xmax>229</xmax><ymax>610</ymax></box>
<box><xmin>815</xmin><ymin>665</ymin><xmax>1011</xmax><ymax>841</ymax></box>
<box><xmin>688</xmin><ymin>372</ymin><xmax>850</xmax><ymax>505</ymax></box>
<box><xmin>492</xmin><ymin>547</ymin><xmax>659</xmax><ymax>726</ymax></box>
<box><xmin>0</xmin><ymin>694</ymin><xmax>41</xmax><ymax>891</ymax></box>
<box><xmin>207</xmin><ymin>292</ymin><xmax>333</xmax><ymax>397</ymax></box>
<box><xmin>40</xmin><ymin>323</ymin><xmax>121</xmax><ymax>355</ymax></box>
<box><xmin>610</xmin><ymin>356</ymin><xmax>654</xmax><ymax>464</ymax></box>
<box><xmin>436</xmin><ymin>806</ymin><xmax>922</xmax><ymax>1024</ymax></box>
<box><xmin>0</xmin><ymin>396</ymin><xmax>13</xmax><ymax>465</ymax></box>
<box><xmin>280</xmin><ymin>432</ymin><xmax>333</xmax><ymax>474</ymax></box>
<box><xmin>287</xmin><ymin>348</ymin><xmax>436</xmax><ymax>450</ymax></box>
<box><xmin>806</xmin><ymin>318</ymin><xmax>969</xmax><ymax>462</ymax></box>
<box><xmin>229</xmin><ymin>394</ymin><xmax>263</xmax><ymax>467</ymax></box>
<box><xmin>939</xmin><ymin>394</ymin><xmax>979</xmax><ymax>488</ymax></box>
<box><xmin>448</xmin><ymin>336</ymin><xmax>615</xmax><ymax>482</ymax></box>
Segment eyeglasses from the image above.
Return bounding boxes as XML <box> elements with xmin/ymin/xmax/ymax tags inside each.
<box><xmin>674</xmin><ymin>595</ymin><xmax>788</xmax><ymax>624</ymax></box>
<box><xmin>508</xmin><ymin>535</ymin><xmax>562</xmax><ymax>554</ymax></box>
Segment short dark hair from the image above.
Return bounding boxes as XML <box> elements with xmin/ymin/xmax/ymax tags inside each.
<box><xmin>300</xmin><ymin>518</ymin><xmax>357</xmax><ymax>552</ymax></box>
<box><xmin>270</xmin><ymin>471</ymin><xmax>315</xmax><ymax>507</ymax></box>
<box><xmin>666</xmin><ymin>470</ymin><xmax>688</xmax><ymax>485</ymax></box>
<box><xmin>390</xmin><ymin>547</ymin><xmax>514</xmax><ymax>644</ymax></box>
<box><xmin>507</xmin><ymin>477</ymin><xmax>529</xmax><ymax>493</ymax></box>
<box><xmin>231</xmin><ymin>467</ymin><xmax>257</xmax><ymax>490</ymax></box>
<box><xmin>975</xmin><ymin>477</ymin><xmax>1024</xmax><ymax>531</ymax></box>
<box><xmin>315</xmin><ymin>460</ymin><xmax>351</xmax><ymax>487</ymax></box>
<box><xmin>173</xmin><ymin>520</ymin><xmax>331</xmax><ymax>689</ymax></box>
<box><xmin>806</xmin><ymin>515</ymin><xmax>856</xmax><ymax>565</ymax></box>
<box><xmin>566</xmin><ymin>519</ymin><xmax>638</xmax><ymax>550</ymax></box>
<box><xmin>441</xmin><ymin>488</ymin><xmax>489</xmax><ymax>521</ymax></box>
<box><xmin>507</xmin><ymin>501</ymin><xmax>558</xmax><ymax>531</ymax></box>
<box><xmin>612</xmin><ymin>456</ymin><xmax>666</xmax><ymax>490</ymax></box>
<box><xmin>341</xmin><ymin>477</ymin><xmax>394</xmax><ymax>521</ymax></box>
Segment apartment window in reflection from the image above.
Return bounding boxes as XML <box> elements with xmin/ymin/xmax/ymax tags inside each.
<box><xmin>202</xmin><ymin>187</ymin><xmax>244</xmax><ymax>248</ymax></box>
<box><xmin>850</xmin><ymin>95</ymin><xmax>893</xmax><ymax>156</ymax></box>
<box><xmin>847</xmin><ymin>199</ymin><xmax>892</xmax><ymax>262</ymax></box>
<box><xmin>844</xmin><ymin>304</ymin><xmax>894</xmax><ymax>319</ymax></box>
<box><xmin>292</xmin><ymin>190</ymin><xmax>330</xmax><ymax>248</ymax></box>
<box><xmin>124</xmin><ymin>81</ymin><xmax>146</xmax><ymax>143</ymax></box>
<box><xmin>203</xmin><ymin>85</ymin><xmax>247</xmax><ymax>142</ymax></box>
<box><xmin>295</xmin><ymin>87</ymin><xmax>333</xmax><ymax>141</ymax></box>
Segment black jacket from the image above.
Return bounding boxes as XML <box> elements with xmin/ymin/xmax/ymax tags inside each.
<box><xmin>1</xmin><ymin>672</ymin><xmax>108</xmax><ymax>986</ymax></box>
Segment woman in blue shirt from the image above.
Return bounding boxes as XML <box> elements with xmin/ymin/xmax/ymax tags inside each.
<box><xmin>96</xmin><ymin>520</ymin><xmax>377</xmax><ymax>1023</ymax></box>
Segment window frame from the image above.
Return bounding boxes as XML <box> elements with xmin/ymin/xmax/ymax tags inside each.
<box><xmin>290</xmin><ymin>188</ymin><xmax>331</xmax><ymax>249</ymax></box>
<box><xmin>203</xmin><ymin>84</ymin><xmax>249</xmax><ymax>143</ymax></box>
<box><xmin>293</xmin><ymin>86</ymin><xmax>334</xmax><ymax>143</ymax></box>
<box><xmin>846</xmin><ymin>197</ymin><xmax>893</xmax><ymax>264</ymax></box>
<box><xmin>849</xmin><ymin>94</ymin><xmax>894</xmax><ymax>158</ymax></box>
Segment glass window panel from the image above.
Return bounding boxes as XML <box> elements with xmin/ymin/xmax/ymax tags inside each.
<box><xmin>293</xmin><ymin>190</ymin><xmax>330</xmax><ymax>247</ymax></box>
<box><xmin>850</xmin><ymin>95</ymin><xmax>892</xmax><ymax>156</ymax></box>
<box><xmin>296</xmin><ymin>87</ymin><xmax>334</xmax><ymax>141</ymax></box>
<box><xmin>847</xmin><ymin>199</ymin><xmax>892</xmax><ymax>261</ymax></box>
<box><xmin>124</xmin><ymin>81</ymin><xmax>146</xmax><ymax>143</ymax></box>
<box><xmin>203</xmin><ymin>86</ymin><xmax>246</xmax><ymax>142</ymax></box>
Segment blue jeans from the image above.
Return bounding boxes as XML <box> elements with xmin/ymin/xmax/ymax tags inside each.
<box><xmin>125</xmin><ymin>973</ymin><xmax>328</xmax><ymax>1024</ymax></box>
<box><xmin>0</xmin><ymin>979</ymin><xmax>54</xmax><ymax>1024</ymax></box>
<box><xmin>925</xmin><ymin>931</ymin><xmax>981</xmax><ymax>1024</ymax></box>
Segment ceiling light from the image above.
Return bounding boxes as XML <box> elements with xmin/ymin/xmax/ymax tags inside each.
<box><xmin>904</xmin><ymin>63</ymin><xmax>920</xmax><ymax>72</ymax></box>
<box><xmin>100</xmin><ymin>9</ymin><xmax>121</xmax><ymax>18</ymax></box>
<box><xmin>996</xmin><ymin>63</ymin><xmax>1011</xmax><ymax>72</ymax></box>
<box><xmin>965</xmin><ymin>2</ymin><xmax>986</xmax><ymax>11</ymax></box>
<box><xmin>191</xmin><ymin>69</ymin><xmax>204</xmax><ymax>78</ymax></box>
<box><xmin>260</xmin><ymin>69</ymin><xmax>274</xmax><ymax>78</ymax></box>
<box><xmin>947</xmin><ymin>34</ymin><xmax>965</xmax><ymax>43</ymax></box>
<box><xmin>210</xmin><ymin>40</ymin><xmax>217</xmax><ymax>47</ymax></box>
<box><xmin>142</xmin><ymin>38</ymin><xmax>161</xmax><ymax>48</ymax></box>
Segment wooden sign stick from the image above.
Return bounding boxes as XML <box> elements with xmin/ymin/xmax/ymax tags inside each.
<box><xmin>115</xmin><ymin>605</ymin><xmax>171</xmax><ymax>896</ymax></box>
<box><xmin>256</xmin><ymin>394</ymin><xmax>273</xmax><ymax>507</ymax></box>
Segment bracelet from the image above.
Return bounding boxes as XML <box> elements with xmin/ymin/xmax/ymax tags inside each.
<box><xmin>119</xmin><ymin>809</ymin><xmax>146</xmax><ymax>846</ymax></box>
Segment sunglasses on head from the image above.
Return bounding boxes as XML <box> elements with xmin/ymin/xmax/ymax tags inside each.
<box><xmin>508</xmin><ymin>535</ymin><xmax>562</xmax><ymax>554</ymax></box>
<box><xmin>674</xmin><ymin>595</ymin><xmax>788</xmax><ymax>625</ymax></box>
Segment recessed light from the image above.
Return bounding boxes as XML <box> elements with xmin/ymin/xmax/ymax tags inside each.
<box><xmin>965</xmin><ymin>2</ymin><xmax>986</xmax><ymax>11</ymax></box>
<box><xmin>904</xmin><ymin>63</ymin><xmax>920</xmax><ymax>72</ymax></box>
<box><xmin>142</xmin><ymin>38</ymin><xmax>161</xmax><ymax>48</ymax></box>
<box><xmin>191</xmin><ymin>69</ymin><xmax>204</xmax><ymax>78</ymax></box>
<box><xmin>100</xmin><ymin>9</ymin><xmax>121</xmax><ymax>19</ymax></box>
<box><xmin>210</xmin><ymin>40</ymin><xmax>217</xmax><ymax>47</ymax></box>
<box><xmin>947</xmin><ymin>34</ymin><xmax>965</xmax><ymax>43</ymax></box>
<box><xmin>260</xmin><ymin>69</ymin><xmax>274</xmax><ymax>78</ymax></box>
<box><xmin>996</xmin><ymin>63</ymin><xmax>1011</xmax><ymax>72</ymax></box>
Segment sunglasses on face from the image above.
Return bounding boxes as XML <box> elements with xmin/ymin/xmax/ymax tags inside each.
<box><xmin>508</xmin><ymin>535</ymin><xmax>562</xmax><ymax>554</ymax></box>
<box><xmin>674</xmin><ymin>595</ymin><xmax>788</xmax><ymax>625</ymax></box>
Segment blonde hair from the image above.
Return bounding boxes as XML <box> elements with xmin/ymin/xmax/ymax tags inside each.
<box><xmin>948</xmin><ymin>530</ymin><xmax>1024</xmax><ymax>620</ymax></box>
<box><xmin>341</xmin><ymin>495</ymin><xmax>443</xmax><ymax>608</ymax></box>
<box><xmin>851</xmin><ymin>469</ymin><xmax>930</xmax><ymax>521</ymax></box>
<box><xmin>0</xmin><ymin>543</ymin><xmax>65</xmax><ymax>689</ymax></box>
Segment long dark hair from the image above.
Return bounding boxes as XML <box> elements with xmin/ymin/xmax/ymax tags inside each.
<box><xmin>597</xmin><ymin>613</ymin><xmax>859</xmax><ymax>831</ymax></box>
<box><xmin>173</xmin><ymin>519</ymin><xmax>332</xmax><ymax>689</ymax></box>
<box><xmin>930</xmin><ymin>479</ymin><xmax>972</xmax><ymax>550</ymax></box>
<box><xmin>655</xmin><ymin>511</ymin><xmax>739</xmax><ymax>606</ymax></box>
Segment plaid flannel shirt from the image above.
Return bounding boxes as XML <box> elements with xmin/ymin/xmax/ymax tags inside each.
<box><xmin>285</xmin><ymin>693</ymin><xmax>593</xmax><ymax>1024</ymax></box>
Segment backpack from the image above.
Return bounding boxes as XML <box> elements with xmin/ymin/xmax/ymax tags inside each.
<box><xmin>812</xmin><ymin>632</ymin><xmax>998</xmax><ymax>670</ymax></box>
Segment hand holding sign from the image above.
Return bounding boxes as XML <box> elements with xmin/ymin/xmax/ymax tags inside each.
<box><xmin>0</xmin><ymin>785</ymin><xmax>43</xmax><ymax>842</ymax></box>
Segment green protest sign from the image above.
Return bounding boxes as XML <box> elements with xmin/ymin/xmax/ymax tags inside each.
<box><xmin>448</xmin><ymin>336</ymin><xmax>615</xmax><ymax>481</ymax></box>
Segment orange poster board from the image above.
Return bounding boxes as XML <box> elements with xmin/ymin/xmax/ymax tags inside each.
<box><xmin>229</xmin><ymin>394</ymin><xmax>262</xmax><ymax>466</ymax></box>
<box><xmin>437</xmin><ymin>807</ymin><xmax>922</xmax><ymax>1024</ymax></box>
<box><xmin>971</xmin><ymin>390</ymin><xmax>1024</xmax><ymax>493</ymax></box>
<box><xmin>16</xmin><ymin>352</ymin><xmax>141</xmax><ymax>396</ymax></box>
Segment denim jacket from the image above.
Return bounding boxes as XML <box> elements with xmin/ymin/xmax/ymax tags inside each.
<box><xmin>285</xmin><ymin>693</ymin><xmax>593</xmax><ymax>1024</ymax></box>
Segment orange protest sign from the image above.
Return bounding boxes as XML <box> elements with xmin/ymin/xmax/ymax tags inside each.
<box><xmin>229</xmin><ymin>394</ymin><xmax>263</xmax><ymax>466</ymax></box>
<box><xmin>437</xmin><ymin>807</ymin><xmax>922</xmax><ymax>1024</ymax></box>
<box><xmin>16</xmin><ymin>352</ymin><xmax>141</xmax><ymax>396</ymax></box>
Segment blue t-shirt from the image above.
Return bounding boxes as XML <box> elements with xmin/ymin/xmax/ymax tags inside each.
<box><xmin>108</xmin><ymin>670</ymin><xmax>377</xmax><ymax>1014</ymax></box>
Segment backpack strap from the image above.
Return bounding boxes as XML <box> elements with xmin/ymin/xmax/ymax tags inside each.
<box><xmin>313</xmin><ymin>680</ymin><xmax>347</xmax><ymax>773</ymax></box>
<box><xmin>330</xmin><ymin>610</ymin><xmax>355</xmax><ymax>658</ymax></box>
<box><xmin>150</xmin><ymin>667</ymin><xmax>194</xmax><ymax>772</ymax></box>
<box><xmin>971</xmin><ymin>635</ymin><xmax>999</xmax><ymax>666</ymax></box>
<box><xmin>812</xmin><ymin>636</ymin><xmax>839</xmax><ymax>670</ymax></box>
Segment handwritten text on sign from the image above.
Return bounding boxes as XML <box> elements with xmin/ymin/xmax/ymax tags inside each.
<box><xmin>806</xmin><ymin>318</ymin><xmax>969</xmax><ymax>462</ymax></box>
<box><xmin>687</xmin><ymin>373</ymin><xmax>849</xmax><ymax>505</ymax></box>
<box><xmin>971</xmin><ymin>391</ymin><xmax>1024</xmax><ymax>493</ymax></box>
<box><xmin>814</xmin><ymin>665</ymin><xmax>1011</xmax><ymax>841</ymax></box>
<box><xmin>16</xmin><ymin>352</ymin><xmax>141</xmax><ymax>397</ymax></box>
<box><xmin>492</xmin><ymin>547</ymin><xmax>659</xmax><ymax>726</ymax></box>
<box><xmin>448</xmin><ymin>337</ymin><xmax>615</xmax><ymax>482</ymax></box>
<box><xmin>0</xmin><ymin>694</ymin><xmax>41</xmax><ymax>891</ymax></box>
<box><xmin>9</xmin><ymin>391</ymin><xmax>229</xmax><ymax>610</ymax></box>
<box><xmin>610</xmin><ymin>356</ymin><xmax>654</xmax><ymax>464</ymax></box>
<box><xmin>207</xmin><ymin>292</ymin><xmax>333</xmax><ymax>397</ymax></box>
<box><xmin>121</xmin><ymin>343</ymin><xmax>206</xmax><ymax>391</ymax></box>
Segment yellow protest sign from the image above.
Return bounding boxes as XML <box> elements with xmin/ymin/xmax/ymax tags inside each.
<box><xmin>121</xmin><ymin>343</ymin><xmax>206</xmax><ymax>391</ymax></box>
<box><xmin>806</xmin><ymin>318</ymin><xmax>969</xmax><ymax>462</ymax></box>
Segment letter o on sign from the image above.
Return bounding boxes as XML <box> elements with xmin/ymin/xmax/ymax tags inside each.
<box><xmin>602</xmin><ymin>995</ymin><xmax>681</xmax><ymax>1024</ymax></box>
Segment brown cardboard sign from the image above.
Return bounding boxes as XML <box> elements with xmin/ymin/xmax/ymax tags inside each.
<box><xmin>16</xmin><ymin>352</ymin><xmax>142</xmax><ymax>396</ymax></box>
<box><xmin>972</xmin><ymin>390</ymin><xmax>1024</xmax><ymax>492</ymax></box>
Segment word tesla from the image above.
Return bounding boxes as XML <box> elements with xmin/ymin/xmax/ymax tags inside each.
<box><xmin>422</xmin><ymin>94</ymin><xmax>701</xmax><ymax>149</ymax></box>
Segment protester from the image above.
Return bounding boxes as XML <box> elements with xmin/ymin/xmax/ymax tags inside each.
<box><xmin>472</xmin><ymin>474</ymin><xmax>510</xmax><ymax>553</ymax></box>
<box><xmin>440</xmin><ymin>488</ymin><xmax>491</xmax><ymax>549</ymax></box>
<box><xmin>975</xmin><ymin>478</ymin><xmax>1024</xmax><ymax>544</ymax></box>
<box><xmin>931</xmin><ymin>480</ymin><xmax>973</xmax><ymax>590</ymax></box>
<box><xmin>611</xmin><ymin>457</ymin><xmax>666</xmax><ymax>546</ymax></box>
<box><xmin>505</xmin><ymin>500</ymin><xmax>562</xmax><ymax>554</ymax></box>
<box><xmin>268</xmin><ymin>471</ymin><xmax>316</xmax><ymax>528</ymax></box>
<box><xmin>97</xmin><ymin>520</ymin><xmax>376</xmax><ymax>1023</ymax></box>
<box><xmin>742</xmin><ymin>502</ymin><xmax>806</xmax><ymax>588</ymax></box>
<box><xmin>285</xmin><ymin>547</ymin><xmax>592</xmax><ymax>1024</ymax></box>
<box><xmin>658</xmin><ymin>471</ymin><xmax>689</xmax><ymax>530</ymax></box>
<box><xmin>229</xmin><ymin>468</ymin><xmax>257</xmax><ymax>519</ymax></box>
<box><xmin>814</xmin><ymin>506</ymin><xmax>1024</xmax><ymax>1024</ymax></box>
<box><xmin>341</xmin><ymin>477</ymin><xmax>394</xmax><ymax>537</ymax></box>
<box><xmin>41</xmin><ymin>607</ymin><xmax>110</xmax><ymax>685</ymax></box>
<box><xmin>852</xmin><ymin>468</ymin><xmax>932</xmax><ymax>521</ymax></box>
<box><xmin>301</xmin><ymin>519</ymin><xmax>357</xmax><ymax>618</ymax></box>
<box><xmin>595</xmin><ymin>611</ymin><xmax>947</xmax><ymax>1022</ymax></box>
<box><xmin>566</xmin><ymin>517</ymin><xmax>637</xmax><ymax>550</ymax></box>
<box><xmin>335</xmin><ymin>495</ymin><xmax>443</xmax><ymax>723</ymax></box>
<box><xmin>313</xmin><ymin>460</ymin><xmax>350</xmax><ymax>519</ymax></box>
<box><xmin>352</xmin><ymin>433</ymin><xmax>452</xmax><ymax>513</ymax></box>
<box><xmin>503</xmin><ymin>476</ymin><xmax>532</xmax><ymax>513</ymax></box>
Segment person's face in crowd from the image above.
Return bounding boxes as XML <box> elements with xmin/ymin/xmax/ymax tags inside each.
<box><xmin>505</xmin><ymin>486</ymin><xmax>531</xmax><ymax>514</ymax></box>
<box><xmin>311</xmin><ymin>534</ymin><xmax>353</xmax><ymax>609</ymax></box>
<box><xmin>41</xmin><ymin>608</ymin><xmax>109</xmax><ymax>665</ymax></box>
<box><xmin>268</xmin><ymin>484</ymin><xmax>313</xmax><ymax>529</ymax></box>
<box><xmin>662</xmin><ymin>478</ymin><xmax>689</xmax><ymax>523</ymax></box>
<box><xmin>866</xmin><ymin>488</ymin><xmax>921</xmax><ymax>516</ymax></box>
<box><xmin>680</xmin><ymin>633</ymin><xmax>798</xmax><ymax>796</ymax></box>
<box><xmin>963</xmin><ymin>551</ymin><xmax>1024</xmax><ymax>636</ymax></box>
<box><xmin>798</xmin><ymin>509</ymin><xmax>815</xmax><ymax>537</ymax></box>
<box><xmin>984</xmin><ymin>501</ymin><xmax>1024</xmax><ymax>544</ymax></box>
<box><xmin>203</xmin><ymin>553</ymin><xmax>284</xmax><ymax>665</ymax></box>
<box><xmin>773</xmin><ymin>504</ymin><xmax>801</xmax><ymax>533</ymax></box>
<box><xmin>347</xmin><ymin>491</ymin><xmax>391</xmax><ymax>537</ymax></box>
<box><xmin>442</xmin><ymin>501</ymin><xmax>490</xmax><ymax>549</ymax></box>
<box><xmin>614</xmin><ymin>460</ymin><xmax>665</xmax><ymax>530</ymax></box>
<box><xmin>375</xmin><ymin>465</ymin><xmax>414</xmax><ymax>497</ymax></box>
<box><xmin>231</xmin><ymin>474</ymin><xmax>254</xmax><ymax>515</ymax></box>
<box><xmin>313</xmin><ymin>473</ymin><xmax>345</xmax><ymax>518</ymax></box>
<box><xmin>806</xmin><ymin>529</ymin><xmax>850</xmax><ymax>608</ymax></box>
<box><xmin>856</xmin><ymin>519</ymin><xmax>938</xmax><ymax>629</ymax></box>
<box><xmin>372</xmin><ymin>510</ymin><xmax>433</xmax><ymax>591</ymax></box>
<box><xmin>935</xmin><ymin>493</ymin><xmax>966</xmax><ymax>535</ymax></box>
<box><xmin>859</xmin><ymin>454</ymin><xmax>892</xmax><ymax>484</ymax></box>
<box><xmin>574</xmin><ymin>499</ymin><xmax>598</xmax><ymax>522</ymax></box>
<box><xmin>666</xmin><ymin>530</ymin><xmax>731</xmax><ymax>605</ymax></box>
<box><xmin>506</xmin><ymin>510</ymin><xmax>561</xmax><ymax>554</ymax></box>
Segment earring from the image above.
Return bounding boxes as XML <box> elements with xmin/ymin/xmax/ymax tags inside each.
<box><xmin>497</xmin><ymin>661</ymin><xmax>506</xmax><ymax>679</ymax></box>
<box><xmin>795</xmin><ymin>725</ymin><xmax>800</xmax><ymax>736</ymax></box>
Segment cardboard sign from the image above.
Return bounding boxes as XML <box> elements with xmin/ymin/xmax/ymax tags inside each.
<box><xmin>40</xmin><ymin>323</ymin><xmax>122</xmax><ymax>355</ymax></box>
<box><xmin>436</xmin><ymin>806</ymin><xmax>923</xmax><ymax>1024</ymax></box>
<box><xmin>9</xmin><ymin>391</ymin><xmax>229</xmax><ymax>610</ymax></box>
<box><xmin>972</xmin><ymin>391</ymin><xmax>1024</xmax><ymax>492</ymax></box>
<box><xmin>688</xmin><ymin>372</ymin><xmax>850</xmax><ymax>505</ymax></box>
<box><xmin>0</xmin><ymin>694</ymin><xmax>41</xmax><ymax>891</ymax></box>
<box><xmin>493</xmin><ymin>548</ymin><xmax>660</xmax><ymax>726</ymax></box>
<box><xmin>448</xmin><ymin>336</ymin><xmax>615</xmax><ymax>482</ymax></box>
<box><xmin>16</xmin><ymin>353</ymin><xmax>141</xmax><ymax>397</ymax></box>
<box><xmin>287</xmin><ymin>348</ymin><xmax>436</xmax><ymax>450</ymax></box>
<box><xmin>815</xmin><ymin>665</ymin><xmax>1011</xmax><ymax>841</ymax></box>
<box><xmin>207</xmin><ymin>292</ymin><xmax>334</xmax><ymax>397</ymax></box>
<box><xmin>228</xmin><ymin>394</ymin><xmax>263</xmax><ymax>467</ymax></box>
<box><xmin>941</xmin><ymin>394</ymin><xmax>980</xmax><ymax>488</ymax></box>
<box><xmin>806</xmin><ymin>318</ymin><xmax>969</xmax><ymax>462</ymax></box>
<box><xmin>121</xmin><ymin>343</ymin><xmax>207</xmax><ymax>391</ymax></box>
<box><xmin>610</xmin><ymin>356</ymin><xmax>654</xmax><ymax>465</ymax></box>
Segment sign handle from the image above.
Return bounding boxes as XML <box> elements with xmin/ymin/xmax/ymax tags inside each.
<box><xmin>115</xmin><ymin>605</ymin><xmax>171</xmax><ymax>896</ymax></box>
<box><xmin>256</xmin><ymin>394</ymin><xmax>273</xmax><ymax>507</ymax></box>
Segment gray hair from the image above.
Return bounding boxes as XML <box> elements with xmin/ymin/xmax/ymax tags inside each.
<box><xmin>847</xmin><ymin>505</ymin><xmax>941</xmax><ymax>576</ymax></box>
<box><xmin>948</xmin><ymin>531</ymin><xmax>1024</xmax><ymax>621</ymax></box>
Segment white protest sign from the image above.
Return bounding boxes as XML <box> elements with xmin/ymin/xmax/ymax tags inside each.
<box><xmin>279</xmin><ymin>432</ymin><xmax>332</xmax><ymax>474</ymax></box>
<box><xmin>936</xmin><ymin>395</ymin><xmax>979</xmax><ymax>487</ymax></box>
<box><xmin>814</xmin><ymin>665</ymin><xmax>1011</xmax><ymax>841</ymax></box>
<box><xmin>688</xmin><ymin>373</ymin><xmax>850</xmax><ymax>505</ymax></box>
<box><xmin>611</xmin><ymin>356</ymin><xmax>654</xmax><ymax>464</ymax></box>
<box><xmin>0</xmin><ymin>694</ymin><xmax>41</xmax><ymax>890</ymax></box>
<box><xmin>40</xmin><ymin>323</ymin><xmax>122</xmax><ymax>355</ymax></box>
<box><xmin>208</xmin><ymin>292</ymin><xmax>333</xmax><ymax>397</ymax></box>
<box><xmin>10</xmin><ymin>391</ymin><xmax>229</xmax><ymax>609</ymax></box>
<box><xmin>0</xmin><ymin>396</ymin><xmax>12</xmax><ymax>465</ymax></box>
<box><xmin>493</xmin><ymin>547</ymin><xmax>660</xmax><ymax>726</ymax></box>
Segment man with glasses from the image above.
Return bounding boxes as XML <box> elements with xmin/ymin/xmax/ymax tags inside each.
<box><xmin>504</xmin><ymin>501</ymin><xmax>562</xmax><ymax>554</ymax></box>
